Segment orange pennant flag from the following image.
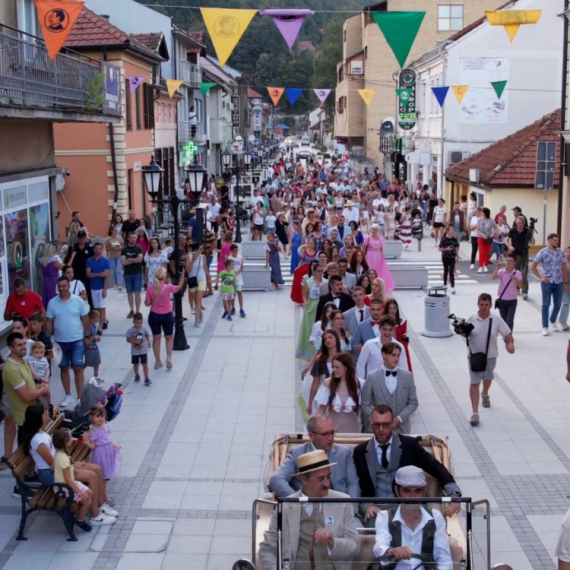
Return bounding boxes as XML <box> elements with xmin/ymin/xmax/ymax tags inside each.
<box><xmin>267</xmin><ymin>87</ymin><xmax>285</xmax><ymax>107</ymax></box>
<box><xmin>34</xmin><ymin>0</ymin><xmax>85</xmax><ymax>60</ymax></box>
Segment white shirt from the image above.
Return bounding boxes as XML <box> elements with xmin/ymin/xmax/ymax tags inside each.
<box><xmin>466</xmin><ymin>312</ymin><xmax>511</xmax><ymax>359</ymax></box>
<box><xmin>356</xmin><ymin>337</ymin><xmax>408</xmax><ymax>381</ymax></box>
<box><xmin>373</xmin><ymin>506</ymin><xmax>453</xmax><ymax>570</ymax></box>
<box><xmin>381</xmin><ymin>364</ymin><xmax>398</xmax><ymax>395</ymax></box>
<box><xmin>30</xmin><ymin>432</ymin><xmax>54</xmax><ymax>470</ymax></box>
<box><xmin>374</xmin><ymin>435</ymin><xmax>393</xmax><ymax>467</ymax></box>
<box><xmin>342</xmin><ymin>207</ymin><xmax>359</xmax><ymax>224</ymax></box>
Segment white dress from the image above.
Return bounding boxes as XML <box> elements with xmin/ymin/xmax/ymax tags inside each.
<box><xmin>314</xmin><ymin>381</ymin><xmax>363</xmax><ymax>433</ymax></box>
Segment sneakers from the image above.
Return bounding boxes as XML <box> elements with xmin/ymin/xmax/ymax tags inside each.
<box><xmin>470</xmin><ymin>264</ymin><xmax>475</xmax><ymax>270</ymax></box>
<box><xmin>134</xmin><ymin>374</ymin><xmax>140</xmax><ymax>383</ymax></box>
<box><xmin>451</xmin><ymin>288</ymin><xmax>456</xmax><ymax>295</ymax></box>
<box><xmin>477</xmin><ymin>267</ymin><xmax>483</xmax><ymax>274</ymax></box>
<box><xmin>470</xmin><ymin>413</ymin><xmax>479</xmax><ymax>426</ymax></box>
<box><xmin>90</xmin><ymin>512</ymin><xmax>116</xmax><ymax>526</ymax></box>
<box><xmin>227</xmin><ymin>315</ymin><xmax>233</xmax><ymax>321</ymax></box>
<box><xmin>542</xmin><ymin>327</ymin><xmax>549</xmax><ymax>336</ymax></box>
<box><xmin>100</xmin><ymin>503</ymin><xmax>119</xmax><ymax>517</ymax></box>
<box><xmin>95</xmin><ymin>377</ymin><xmax>104</xmax><ymax>385</ymax></box>
<box><xmin>127</xmin><ymin>310</ymin><xmax>134</xmax><ymax>319</ymax></box>
<box><xmin>166</xmin><ymin>359</ymin><xmax>172</xmax><ymax>370</ymax></box>
<box><xmin>102</xmin><ymin>322</ymin><xmax>108</xmax><ymax>330</ymax></box>
<box><xmin>230</xmin><ymin>308</ymin><xmax>236</xmax><ymax>316</ymax></box>
<box><xmin>194</xmin><ymin>322</ymin><xmax>201</xmax><ymax>328</ymax></box>
<box><xmin>144</xmin><ymin>377</ymin><xmax>152</xmax><ymax>386</ymax></box>
<box><xmin>559</xmin><ymin>323</ymin><xmax>569</xmax><ymax>332</ymax></box>
<box><xmin>240</xmin><ymin>310</ymin><xmax>246</xmax><ymax>318</ymax></box>
<box><xmin>104</xmin><ymin>495</ymin><xmax>115</xmax><ymax>506</ymax></box>
<box><xmin>118</xmin><ymin>286</ymin><xmax>122</xmax><ymax>292</ymax></box>
<box><xmin>154</xmin><ymin>362</ymin><xmax>164</xmax><ymax>370</ymax></box>
<box><xmin>522</xmin><ymin>293</ymin><xmax>528</xmax><ymax>300</ymax></box>
<box><xmin>221</xmin><ymin>312</ymin><xmax>228</xmax><ymax>319</ymax></box>
<box><xmin>550</xmin><ymin>322</ymin><xmax>559</xmax><ymax>333</ymax></box>
<box><xmin>59</xmin><ymin>395</ymin><xmax>73</xmax><ymax>409</ymax></box>
<box><xmin>0</xmin><ymin>456</ymin><xmax>9</xmax><ymax>471</ymax></box>
<box><xmin>481</xmin><ymin>395</ymin><xmax>491</xmax><ymax>408</ymax></box>
<box><xmin>191</xmin><ymin>308</ymin><xmax>196</xmax><ymax>315</ymax></box>
<box><xmin>483</xmin><ymin>266</ymin><xmax>489</xmax><ymax>273</ymax></box>
<box><xmin>76</xmin><ymin>519</ymin><xmax>92</xmax><ymax>532</ymax></box>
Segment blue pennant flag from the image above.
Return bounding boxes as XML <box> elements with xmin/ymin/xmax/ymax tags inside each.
<box><xmin>285</xmin><ymin>88</ymin><xmax>303</xmax><ymax>106</ymax></box>
<box><xmin>431</xmin><ymin>86</ymin><xmax>450</xmax><ymax>108</ymax></box>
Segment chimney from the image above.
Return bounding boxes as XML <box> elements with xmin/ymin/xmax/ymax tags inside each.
<box><xmin>101</xmin><ymin>15</ymin><xmax>110</xmax><ymax>20</ymax></box>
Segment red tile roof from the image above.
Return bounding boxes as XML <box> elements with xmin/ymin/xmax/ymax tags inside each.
<box><xmin>247</xmin><ymin>88</ymin><xmax>263</xmax><ymax>98</ymax></box>
<box><xmin>131</xmin><ymin>32</ymin><xmax>163</xmax><ymax>52</ymax></box>
<box><xmin>189</xmin><ymin>31</ymin><xmax>204</xmax><ymax>43</ymax></box>
<box><xmin>446</xmin><ymin>109</ymin><xmax>561</xmax><ymax>187</ymax></box>
<box><xmin>64</xmin><ymin>7</ymin><xmax>161</xmax><ymax>60</ymax></box>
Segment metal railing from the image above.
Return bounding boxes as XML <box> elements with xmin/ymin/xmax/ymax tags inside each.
<box><xmin>178</xmin><ymin>119</ymin><xmax>206</xmax><ymax>143</ymax></box>
<box><xmin>0</xmin><ymin>26</ymin><xmax>106</xmax><ymax>112</ymax></box>
<box><xmin>177</xmin><ymin>60</ymin><xmax>202</xmax><ymax>86</ymax></box>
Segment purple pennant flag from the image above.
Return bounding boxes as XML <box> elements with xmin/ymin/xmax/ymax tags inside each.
<box><xmin>129</xmin><ymin>76</ymin><xmax>145</xmax><ymax>94</ymax></box>
<box><xmin>313</xmin><ymin>89</ymin><xmax>331</xmax><ymax>104</ymax></box>
<box><xmin>259</xmin><ymin>9</ymin><xmax>315</xmax><ymax>51</ymax></box>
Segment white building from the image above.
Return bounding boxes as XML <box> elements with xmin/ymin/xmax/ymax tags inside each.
<box><xmin>407</xmin><ymin>0</ymin><xmax>563</xmax><ymax>195</ymax></box>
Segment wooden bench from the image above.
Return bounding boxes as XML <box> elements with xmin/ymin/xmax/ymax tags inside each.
<box><xmin>7</xmin><ymin>409</ymin><xmax>91</xmax><ymax>542</ymax></box>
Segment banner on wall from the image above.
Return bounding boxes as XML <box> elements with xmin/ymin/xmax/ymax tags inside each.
<box><xmin>200</xmin><ymin>7</ymin><xmax>257</xmax><ymax>67</ymax></box>
<box><xmin>267</xmin><ymin>87</ymin><xmax>285</xmax><ymax>106</ymax></box>
<box><xmin>485</xmin><ymin>9</ymin><xmax>542</xmax><ymax>42</ymax></box>
<box><xmin>34</xmin><ymin>0</ymin><xmax>85</xmax><ymax>60</ymax></box>
<box><xmin>314</xmin><ymin>88</ymin><xmax>331</xmax><ymax>104</ymax></box>
<box><xmin>259</xmin><ymin>9</ymin><xmax>315</xmax><ymax>51</ymax></box>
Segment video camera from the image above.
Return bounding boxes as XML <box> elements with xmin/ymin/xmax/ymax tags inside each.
<box><xmin>448</xmin><ymin>314</ymin><xmax>474</xmax><ymax>338</ymax></box>
<box><xmin>528</xmin><ymin>217</ymin><xmax>538</xmax><ymax>235</ymax></box>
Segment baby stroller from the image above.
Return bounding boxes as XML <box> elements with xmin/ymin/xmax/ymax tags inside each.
<box><xmin>411</xmin><ymin>208</ymin><xmax>424</xmax><ymax>239</ymax></box>
<box><xmin>62</xmin><ymin>378</ymin><xmax>123</xmax><ymax>438</ymax></box>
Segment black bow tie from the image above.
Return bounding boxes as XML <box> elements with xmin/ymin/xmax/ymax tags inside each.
<box><xmin>385</xmin><ymin>370</ymin><xmax>397</xmax><ymax>377</ymax></box>
<box><xmin>333</xmin><ymin>295</ymin><xmax>342</xmax><ymax>300</ymax></box>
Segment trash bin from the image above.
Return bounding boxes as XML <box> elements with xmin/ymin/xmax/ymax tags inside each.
<box><xmin>422</xmin><ymin>286</ymin><xmax>453</xmax><ymax>338</ymax></box>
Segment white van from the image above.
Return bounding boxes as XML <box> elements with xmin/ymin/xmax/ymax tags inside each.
<box><xmin>301</xmin><ymin>134</ymin><xmax>310</xmax><ymax>146</ymax></box>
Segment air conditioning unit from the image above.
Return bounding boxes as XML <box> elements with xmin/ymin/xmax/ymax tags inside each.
<box><xmin>350</xmin><ymin>60</ymin><xmax>363</xmax><ymax>75</ymax></box>
<box><xmin>449</xmin><ymin>150</ymin><xmax>471</xmax><ymax>165</ymax></box>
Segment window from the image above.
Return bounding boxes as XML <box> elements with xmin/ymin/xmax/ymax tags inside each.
<box><xmin>125</xmin><ymin>79</ymin><xmax>132</xmax><ymax>131</ymax></box>
<box><xmin>535</xmin><ymin>142</ymin><xmax>557</xmax><ymax>190</ymax></box>
<box><xmin>143</xmin><ymin>83</ymin><xmax>155</xmax><ymax>130</ymax></box>
<box><xmin>338</xmin><ymin>97</ymin><xmax>344</xmax><ymax>114</ymax></box>
<box><xmin>135</xmin><ymin>87</ymin><xmax>142</xmax><ymax>130</ymax></box>
<box><xmin>18</xmin><ymin>0</ymin><xmax>39</xmax><ymax>36</ymax></box>
<box><xmin>364</xmin><ymin>46</ymin><xmax>368</xmax><ymax>60</ymax></box>
<box><xmin>438</xmin><ymin>5</ymin><xmax>463</xmax><ymax>31</ymax></box>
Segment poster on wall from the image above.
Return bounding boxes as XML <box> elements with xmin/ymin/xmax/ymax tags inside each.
<box><xmin>459</xmin><ymin>57</ymin><xmax>509</xmax><ymax>124</ymax></box>
<box><xmin>5</xmin><ymin>208</ymin><xmax>29</xmax><ymax>292</ymax></box>
<box><xmin>29</xmin><ymin>204</ymin><xmax>51</xmax><ymax>295</ymax></box>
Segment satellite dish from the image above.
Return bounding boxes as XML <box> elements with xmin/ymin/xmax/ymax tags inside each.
<box><xmin>232</xmin><ymin>560</ymin><xmax>256</xmax><ymax>570</ymax></box>
<box><xmin>380</xmin><ymin>118</ymin><xmax>395</xmax><ymax>139</ymax></box>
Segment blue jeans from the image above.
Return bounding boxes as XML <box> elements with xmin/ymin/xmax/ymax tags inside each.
<box><xmin>124</xmin><ymin>272</ymin><xmax>142</xmax><ymax>294</ymax></box>
<box><xmin>541</xmin><ymin>281</ymin><xmax>564</xmax><ymax>328</ymax></box>
<box><xmin>58</xmin><ymin>339</ymin><xmax>85</xmax><ymax>369</ymax></box>
<box><xmin>492</xmin><ymin>242</ymin><xmax>506</xmax><ymax>260</ymax></box>
<box><xmin>108</xmin><ymin>257</ymin><xmax>122</xmax><ymax>286</ymax></box>
<box><xmin>560</xmin><ymin>290</ymin><xmax>570</xmax><ymax>326</ymax></box>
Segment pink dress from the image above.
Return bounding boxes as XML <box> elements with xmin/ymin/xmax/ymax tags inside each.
<box><xmin>217</xmin><ymin>243</ymin><xmax>232</xmax><ymax>275</ymax></box>
<box><xmin>364</xmin><ymin>235</ymin><xmax>395</xmax><ymax>292</ymax></box>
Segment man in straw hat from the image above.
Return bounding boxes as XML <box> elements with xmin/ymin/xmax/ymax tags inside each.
<box><xmin>373</xmin><ymin>465</ymin><xmax>453</xmax><ymax>570</ymax></box>
<box><xmin>259</xmin><ymin>449</ymin><xmax>360</xmax><ymax>570</ymax></box>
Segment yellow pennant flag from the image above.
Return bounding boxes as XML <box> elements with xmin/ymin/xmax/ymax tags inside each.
<box><xmin>358</xmin><ymin>89</ymin><xmax>375</xmax><ymax>107</ymax></box>
<box><xmin>452</xmin><ymin>85</ymin><xmax>469</xmax><ymax>104</ymax></box>
<box><xmin>166</xmin><ymin>79</ymin><xmax>183</xmax><ymax>99</ymax></box>
<box><xmin>201</xmin><ymin>8</ymin><xmax>257</xmax><ymax>67</ymax></box>
<box><xmin>485</xmin><ymin>9</ymin><xmax>542</xmax><ymax>42</ymax></box>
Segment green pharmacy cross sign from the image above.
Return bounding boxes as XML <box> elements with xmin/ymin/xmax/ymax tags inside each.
<box><xmin>181</xmin><ymin>140</ymin><xmax>198</xmax><ymax>167</ymax></box>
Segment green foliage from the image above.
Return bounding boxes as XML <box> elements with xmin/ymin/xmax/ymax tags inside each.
<box><xmin>85</xmin><ymin>72</ymin><xmax>104</xmax><ymax>111</ymax></box>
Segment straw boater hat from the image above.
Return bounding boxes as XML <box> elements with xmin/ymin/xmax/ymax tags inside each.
<box><xmin>294</xmin><ymin>450</ymin><xmax>337</xmax><ymax>477</ymax></box>
<box><xmin>345</xmin><ymin>200</ymin><xmax>355</xmax><ymax>207</ymax></box>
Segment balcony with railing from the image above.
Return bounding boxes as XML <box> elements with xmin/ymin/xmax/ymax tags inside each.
<box><xmin>179</xmin><ymin>120</ymin><xmax>207</xmax><ymax>145</ymax></box>
<box><xmin>0</xmin><ymin>25</ymin><xmax>121</xmax><ymax>121</ymax></box>
<box><xmin>177</xmin><ymin>61</ymin><xmax>202</xmax><ymax>86</ymax></box>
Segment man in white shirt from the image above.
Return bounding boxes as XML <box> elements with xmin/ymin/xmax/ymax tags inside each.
<box><xmin>373</xmin><ymin>466</ymin><xmax>453</xmax><ymax>570</ymax></box>
<box><xmin>357</xmin><ymin>316</ymin><xmax>409</xmax><ymax>380</ymax></box>
<box><xmin>342</xmin><ymin>201</ymin><xmax>359</xmax><ymax>225</ymax></box>
<box><xmin>249</xmin><ymin>188</ymin><xmax>264</xmax><ymax>210</ymax></box>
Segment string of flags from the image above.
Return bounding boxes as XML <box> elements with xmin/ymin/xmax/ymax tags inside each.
<box><xmin>430</xmin><ymin>80</ymin><xmax>509</xmax><ymax>108</ymax></box>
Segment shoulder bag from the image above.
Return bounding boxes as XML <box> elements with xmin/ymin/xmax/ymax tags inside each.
<box><xmin>494</xmin><ymin>275</ymin><xmax>514</xmax><ymax>309</ymax></box>
<box><xmin>468</xmin><ymin>319</ymin><xmax>492</xmax><ymax>372</ymax></box>
<box><xmin>187</xmin><ymin>254</ymin><xmax>201</xmax><ymax>289</ymax></box>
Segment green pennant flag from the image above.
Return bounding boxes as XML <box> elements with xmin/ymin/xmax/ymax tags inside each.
<box><xmin>200</xmin><ymin>82</ymin><xmax>216</xmax><ymax>98</ymax></box>
<box><xmin>372</xmin><ymin>12</ymin><xmax>426</xmax><ymax>68</ymax></box>
<box><xmin>396</xmin><ymin>88</ymin><xmax>413</xmax><ymax>109</ymax></box>
<box><xmin>491</xmin><ymin>80</ymin><xmax>507</xmax><ymax>99</ymax></box>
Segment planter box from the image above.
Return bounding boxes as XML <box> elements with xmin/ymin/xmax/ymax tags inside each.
<box><xmin>242</xmin><ymin>267</ymin><xmax>272</xmax><ymax>291</ymax></box>
<box><xmin>383</xmin><ymin>240</ymin><xmax>403</xmax><ymax>259</ymax></box>
<box><xmin>242</xmin><ymin>241</ymin><xmax>267</xmax><ymax>259</ymax></box>
<box><xmin>388</xmin><ymin>264</ymin><xmax>429</xmax><ymax>289</ymax></box>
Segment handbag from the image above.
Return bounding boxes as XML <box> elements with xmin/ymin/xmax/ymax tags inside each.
<box><xmin>469</xmin><ymin>319</ymin><xmax>492</xmax><ymax>372</ymax></box>
<box><xmin>483</xmin><ymin>237</ymin><xmax>493</xmax><ymax>244</ymax></box>
<box><xmin>494</xmin><ymin>276</ymin><xmax>514</xmax><ymax>309</ymax></box>
<box><xmin>187</xmin><ymin>255</ymin><xmax>201</xmax><ymax>289</ymax></box>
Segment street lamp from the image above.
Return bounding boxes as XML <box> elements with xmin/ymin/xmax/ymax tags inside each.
<box><xmin>222</xmin><ymin>149</ymin><xmax>232</xmax><ymax>169</ymax></box>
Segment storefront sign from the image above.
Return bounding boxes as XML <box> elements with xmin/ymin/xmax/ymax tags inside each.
<box><xmin>102</xmin><ymin>62</ymin><xmax>122</xmax><ymax>116</ymax></box>
<box><xmin>231</xmin><ymin>96</ymin><xmax>240</xmax><ymax>128</ymax></box>
<box><xmin>3</xmin><ymin>186</ymin><xmax>27</xmax><ymax>210</ymax></box>
<box><xmin>398</xmin><ymin>68</ymin><xmax>416</xmax><ymax>131</ymax></box>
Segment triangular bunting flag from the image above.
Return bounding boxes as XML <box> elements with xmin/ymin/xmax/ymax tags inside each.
<box><xmin>285</xmin><ymin>88</ymin><xmax>303</xmax><ymax>106</ymax></box>
<box><xmin>166</xmin><ymin>79</ymin><xmax>183</xmax><ymax>99</ymax></box>
<box><xmin>431</xmin><ymin>86</ymin><xmax>450</xmax><ymax>108</ymax></box>
<box><xmin>200</xmin><ymin>7</ymin><xmax>257</xmax><ymax>66</ymax></box>
<box><xmin>314</xmin><ymin>89</ymin><xmax>331</xmax><ymax>104</ymax></box>
<box><xmin>371</xmin><ymin>12</ymin><xmax>426</xmax><ymax>68</ymax></box>
<box><xmin>259</xmin><ymin>9</ymin><xmax>314</xmax><ymax>51</ymax></box>
<box><xmin>491</xmin><ymin>80</ymin><xmax>507</xmax><ymax>99</ymax></box>
<box><xmin>267</xmin><ymin>87</ymin><xmax>285</xmax><ymax>106</ymax></box>
<box><xmin>128</xmin><ymin>76</ymin><xmax>145</xmax><ymax>94</ymax></box>
<box><xmin>34</xmin><ymin>0</ymin><xmax>85</xmax><ymax>60</ymax></box>
<box><xmin>485</xmin><ymin>10</ymin><xmax>542</xmax><ymax>42</ymax></box>
<box><xmin>358</xmin><ymin>89</ymin><xmax>375</xmax><ymax>107</ymax></box>
<box><xmin>200</xmin><ymin>82</ymin><xmax>216</xmax><ymax>98</ymax></box>
<box><xmin>452</xmin><ymin>85</ymin><xmax>469</xmax><ymax>104</ymax></box>
<box><xmin>396</xmin><ymin>88</ymin><xmax>413</xmax><ymax>109</ymax></box>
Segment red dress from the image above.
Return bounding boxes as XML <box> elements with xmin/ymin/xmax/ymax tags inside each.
<box><xmin>363</xmin><ymin>295</ymin><xmax>391</xmax><ymax>310</ymax></box>
<box><xmin>290</xmin><ymin>249</ymin><xmax>319</xmax><ymax>305</ymax></box>
<box><xmin>395</xmin><ymin>318</ymin><xmax>412</xmax><ymax>373</ymax></box>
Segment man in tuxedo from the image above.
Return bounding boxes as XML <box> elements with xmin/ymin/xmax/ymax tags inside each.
<box><xmin>319</xmin><ymin>263</ymin><xmax>350</xmax><ymax>296</ymax></box>
<box><xmin>329</xmin><ymin>228</ymin><xmax>343</xmax><ymax>249</ymax></box>
<box><xmin>343</xmin><ymin>287</ymin><xmax>369</xmax><ymax>338</ymax></box>
<box><xmin>260</xmin><ymin>449</ymin><xmax>360</xmax><ymax>570</ymax></box>
<box><xmin>353</xmin><ymin>404</ymin><xmax>461</xmax><ymax>524</ymax></box>
<box><xmin>361</xmin><ymin>342</ymin><xmax>418</xmax><ymax>433</ymax></box>
<box><xmin>338</xmin><ymin>258</ymin><xmax>357</xmax><ymax>291</ymax></box>
<box><xmin>356</xmin><ymin>316</ymin><xmax>408</xmax><ymax>380</ymax></box>
<box><xmin>316</xmin><ymin>276</ymin><xmax>355</xmax><ymax>321</ymax></box>
<box><xmin>351</xmin><ymin>299</ymin><xmax>383</xmax><ymax>355</ymax></box>
<box><xmin>269</xmin><ymin>415</ymin><xmax>360</xmax><ymax>498</ymax></box>
<box><xmin>333</xmin><ymin>215</ymin><xmax>351</xmax><ymax>241</ymax></box>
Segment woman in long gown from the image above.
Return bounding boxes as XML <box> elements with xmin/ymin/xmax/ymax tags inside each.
<box><xmin>39</xmin><ymin>243</ymin><xmax>63</xmax><ymax>308</ymax></box>
<box><xmin>307</xmin><ymin>330</ymin><xmax>341</xmax><ymax>416</ymax></box>
<box><xmin>289</xmin><ymin>220</ymin><xmax>303</xmax><ymax>274</ymax></box>
<box><xmin>383</xmin><ymin>299</ymin><xmax>412</xmax><ymax>373</ymax></box>
<box><xmin>314</xmin><ymin>352</ymin><xmax>362</xmax><ymax>433</ymax></box>
<box><xmin>265</xmin><ymin>233</ymin><xmax>284</xmax><ymax>290</ymax></box>
<box><xmin>363</xmin><ymin>224</ymin><xmax>394</xmax><ymax>292</ymax></box>
<box><xmin>290</xmin><ymin>238</ymin><xmax>319</xmax><ymax>305</ymax></box>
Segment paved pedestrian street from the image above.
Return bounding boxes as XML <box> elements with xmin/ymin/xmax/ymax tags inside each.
<box><xmin>0</xmin><ymin>243</ymin><xmax>568</xmax><ymax>570</ymax></box>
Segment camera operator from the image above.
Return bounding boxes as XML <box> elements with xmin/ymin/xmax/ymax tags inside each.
<box><xmin>460</xmin><ymin>293</ymin><xmax>514</xmax><ymax>427</ymax></box>
<box><xmin>506</xmin><ymin>215</ymin><xmax>535</xmax><ymax>300</ymax></box>
<box><xmin>531</xmin><ymin>233</ymin><xmax>567</xmax><ymax>336</ymax></box>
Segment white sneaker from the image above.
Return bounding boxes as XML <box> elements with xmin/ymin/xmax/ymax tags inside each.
<box><xmin>470</xmin><ymin>264</ymin><xmax>475</xmax><ymax>270</ymax></box>
<box><xmin>483</xmin><ymin>266</ymin><xmax>489</xmax><ymax>273</ymax></box>
<box><xmin>522</xmin><ymin>293</ymin><xmax>528</xmax><ymax>300</ymax></box>
<box><xmin>100</xmin><ymin>503</ymin><xmax>119</xmax><ymax>517</ymax></box>
<box><xmin>451</xmin><ymin>287</ymin><xmax>456</xmax><ymax>295</ymax></box>
<box><xmin>59</xmin><ymin>395</ymin><xmax>73</xmax><ymax>408</ymax></box>
<box><xmin>550</xmin><ymin>322</ymin><xmax>559</xmax><ymax>332</ymax></box>
<box><xmin>90</xmin><ymin>512</ymin><xmax>116</xmax><ymax>526</ymax></box>
<box><xmin>477</xmin><ymin>267</ymin><xmax>483</xmax><ymax>274</ymax></box>
<box><xmin>542</xmin><ymin>327</ymin><xmax>549</xmax><ymax>336</ymax></box>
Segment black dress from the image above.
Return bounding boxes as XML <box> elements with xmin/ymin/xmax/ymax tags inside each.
<box><xmin>275</xmin><ymin>219</ymin><xmax>289</xmax><ymax>246</ymax></box>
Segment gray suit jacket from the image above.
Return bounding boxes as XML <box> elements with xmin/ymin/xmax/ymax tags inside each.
<box><xmin>269</xmin><ymin>442</ymin><xmax>360</xmax><ymax>499</ymax></box>
<box><xmin>351</xmin><ymin>319</ymin><xmax>376</xmax><ymax>359</ymax></box>
<box><xmin>343</xmin><ymin>306</ymin><xmax>370</xmax><ymax>338</ymax></box>
<box><xmin>361</xmin><ymin>368</ymin><xmax>418</xmax><ymax>434</ymax></box>
<box><xmin>258</xmin><ymin>489</ymin><xmax>360</xmax><ymax>570</ymax></box>
<box><xmin>342</xmin><ymin>272</ymin><xmax>357</xmax><ymax>290</ymax></box>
